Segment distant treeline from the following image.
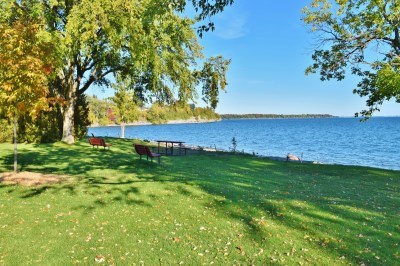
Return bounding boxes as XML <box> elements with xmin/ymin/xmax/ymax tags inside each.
<box><xmin>88</xmin><ymin>95</ymin><xmax>220</xmax><ymax>126</ymax></box>
<box><xmin>220</xmin><ymin>114</ymin><xmax>337</xmax><ymax>119</ymax></box>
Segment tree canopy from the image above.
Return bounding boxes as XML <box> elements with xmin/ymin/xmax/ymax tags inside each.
<box><xmin>0</xmin><ymin>0</ymin><xmax>232</xmax><ymax>143</ymax></box>
<box><xmin>0</xmin><ymin>18</ymin><xmax>55</xmax><ymax>119</ymax></box>
<box><xmin>302</xmin><ymin>0</ymin><xmax>400</xmax><ymax>118</ymax></box>
<box><xmin>0</xmin><ymin>16</ymin><xmax>55</xmax><ymax>171</ymax></box>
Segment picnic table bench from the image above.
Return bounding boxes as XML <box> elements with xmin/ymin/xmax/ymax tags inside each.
<box><xmin>134</xmin><ymin>144</ymin><xmax>161</xmax><ymax>164</ymax></box>
<box><xmin>88</xmin><ymin>137</ymin><xmax>112</xmax><ymax>150</ymax></box>
<box><xmin>155</xmin><ymin>140</ymin><xmax>187</xmax><ymax>156</ymax></box>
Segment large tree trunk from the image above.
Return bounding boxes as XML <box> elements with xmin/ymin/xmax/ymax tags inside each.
<box><xmin>61</xmin><ymin>97</ymin><xmax>76</xmax><ymax>144</ymax></box>
<box><xmin>61</xmin><ymin>77</ymin><xmax>79</xmax><ymax>144</ymax></box>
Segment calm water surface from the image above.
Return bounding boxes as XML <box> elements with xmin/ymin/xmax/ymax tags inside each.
<box><xmin>88</xmin><ymin>117</ymin><xmax>400</xmax><ymax>170</ymax></box>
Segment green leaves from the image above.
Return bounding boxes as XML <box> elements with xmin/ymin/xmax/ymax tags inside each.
<box><xmin>1</xmin><ymin>1</ymin><xmax>233</xmax><ymax>143</ymax></box>
<box><xmin>0</xmin><ymin>19</ymin><xmax>55</xmax><ymax>118</ymax></box>
<box><xmin>354</xmin><ymin>61</ymin><xmax>400</xmax><ymax>118</ymax></box>
<box><xmin>303</xmin><ymin>0</ymin><xmax>400</xmax><ymax>118</ymax></box>
<box><xmin>112</xmin><ymin>75</ymin><xmax>140</xmax><ymax>124</ymax></box>
<box><xmin>195</xmin><ymin>56</ymin><xmax>231</xmax><ymax>109</ymax></box>
<box><xmin>375</xmin><ymin>63</ymin><xmax>400</xmax><ymax>99</ymax></box>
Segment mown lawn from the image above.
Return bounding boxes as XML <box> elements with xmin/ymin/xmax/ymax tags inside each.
<box><xmin>0</xmin><ymin>138</ymin><xmax>399</xmax><ymax>265</ymax></box>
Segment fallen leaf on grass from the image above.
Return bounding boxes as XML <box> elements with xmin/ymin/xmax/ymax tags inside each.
<box><xmin>236</xmin><ymin>246</ymin><xmax>245</xmax><ymax>255</ymax></box>
<box><xmin>172</xmin><ymin>237</ymin><xmax>181</xmax><ymax>243</ymax></box>
<box><xmin>95</xmin><ymin>255</ymin><xmax>105</xmax><ymax>263</ymax></box>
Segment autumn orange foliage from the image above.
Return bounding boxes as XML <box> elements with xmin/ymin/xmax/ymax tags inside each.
<box><xmin>0</xmin><ymin>19</ymin><xmax>54</xmax><ymax>118</ymax></box>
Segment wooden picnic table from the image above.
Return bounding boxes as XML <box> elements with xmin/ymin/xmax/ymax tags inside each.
<box><xmin>155</xmin><ymin>140</ymin><xmax>186</xmax><ymax>156</ymax></box>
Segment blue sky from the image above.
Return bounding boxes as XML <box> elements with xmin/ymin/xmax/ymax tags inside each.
<box><xmin>87</xmin><ymin>0</ymin><xmax>399</xmax><ymax>117</ymax></box>
<box><xmin>198</xmin><ymin>0</ymin><xmax>399</xmax><ymax>116</ymax></box>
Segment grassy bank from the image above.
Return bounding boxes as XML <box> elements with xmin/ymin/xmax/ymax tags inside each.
<box><xmin>0</xmin><ymin>138</ymin><xmax>399</xmax><ymax>265</ymax></box>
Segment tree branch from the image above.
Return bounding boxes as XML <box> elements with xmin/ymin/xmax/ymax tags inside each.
<box><xmin>78</xmin><ymin>68</ymin><xmax>116</xmax><ymax>95</ymax></box>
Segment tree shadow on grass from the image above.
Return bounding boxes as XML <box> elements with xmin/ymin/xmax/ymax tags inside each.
<box><xmin>1</xmin><ymin>140</ymin><xmax>399</xmax><ymax>264</ymax></box>
<box><xmin>0</xmin><ymin>139</ymin><xmax>164</xmax><ymax>198</ymax></box>
<box><xmin>174</xmin><ymin>156</ymin><xmax>400</xmax><ymax>264</ymax></box>
<box><xmin>1</xmin><ymin>139</ymin><xmax>196</xmax><ymax>220</ymax></box>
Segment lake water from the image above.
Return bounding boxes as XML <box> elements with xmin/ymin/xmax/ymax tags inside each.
<box><xmin>88</xmin><ymin>117</ymin><xmax>400</xmax><ymax>170</ymax></box>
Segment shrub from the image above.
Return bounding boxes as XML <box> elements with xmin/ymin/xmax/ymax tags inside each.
<box><xmin>147</xmin><ymin>103</ymin><xmax>167</xmax><ymax>124</ymax></box>
<box><xmin>0</xmin><ymin>119</ymin><xmax>13</xmax><ymax>143</ymax></box>
<box><xmin>15</xmin><ymin>94</ymin><xmax>89</xmax><ymax>143</ymax></box>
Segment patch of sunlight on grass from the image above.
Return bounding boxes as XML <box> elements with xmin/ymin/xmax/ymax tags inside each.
<box><xmin>334</xmin><ymin>204</ymin><xmax>385</xmax><ymax>218</ymax></box>
<box><xmin>304</xmin><ymin>209</ymin><xmax>345</xmax><ymax>223</ymax></box>
<box><xmin>231</xmin><ymin>182</ymin><xmax>253</xmax><ymax>188</ymax></box>
<box><xmin>249</xmin><ymin>160</ymin><xmax>277</xmax><ymax>167</ymax></box>
<box><xmin>367</xmin><ymin>169</ymin><xmax>395</xmax><ymax>177</ymax></box>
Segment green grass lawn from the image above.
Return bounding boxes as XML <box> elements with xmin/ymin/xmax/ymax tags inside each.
<box><xmin>0</xmin><ymin>138</ymin><xmax>399</xmax><ymax>265</ymax></box>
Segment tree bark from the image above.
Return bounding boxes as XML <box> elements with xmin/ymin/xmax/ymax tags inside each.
<box><xmin>61</xmin><ymin>78</ymin><xmax>78</xmax><ymax>144</ymax></box>
<box><xmin>13</xmin><ymin>115</ymin><xmax>18</xmax><ymax>173</ymax></box>
<box><xmin>61</xmin><ymin>97</ymin><xmax>75</xmax><ymax>144</ymax></box>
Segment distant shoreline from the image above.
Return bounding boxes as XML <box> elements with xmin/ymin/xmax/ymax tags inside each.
<box><xmin>89</xmin><ymin>118</ymin><xmax>221</xmax><ymax>128</ymax></box>
<box><xmin>220</xmin><ymin>114</ymin><xmax>337</xmax><ymax>119</ymax></box>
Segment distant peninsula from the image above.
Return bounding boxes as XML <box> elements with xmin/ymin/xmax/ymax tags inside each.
<box><xmin>220</xmin><ymin>114</ymin><xmax>337</xmax><ymax>119</ymax></box>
